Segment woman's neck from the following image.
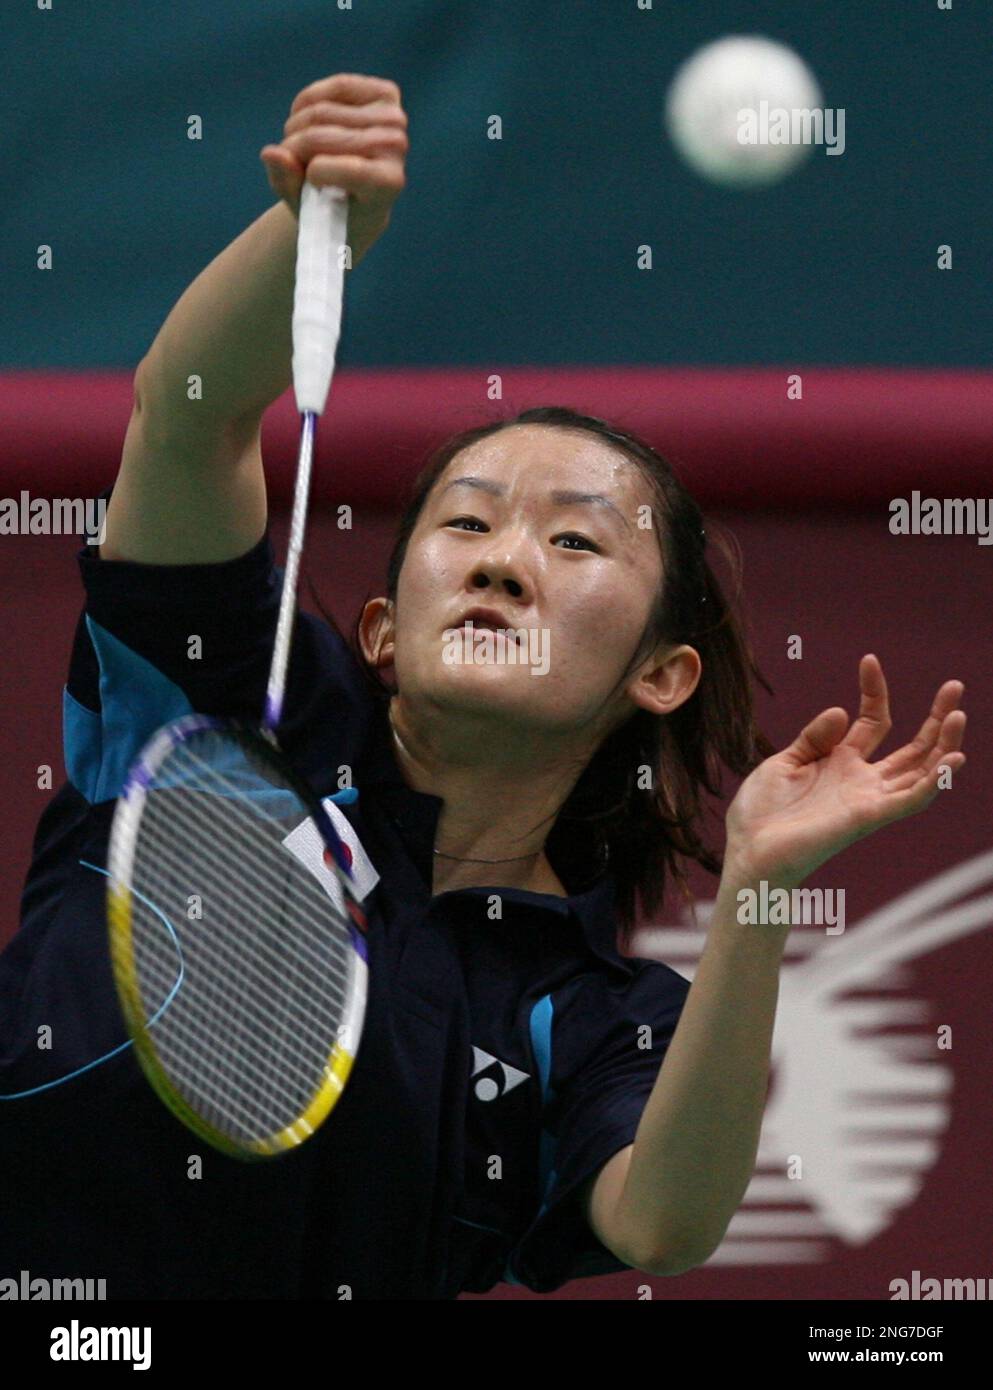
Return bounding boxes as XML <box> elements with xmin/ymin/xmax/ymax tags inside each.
<box><xmin>386</xmin><ymin>697</ymin><xmax>577</xmax><ymax>900</ymax></box>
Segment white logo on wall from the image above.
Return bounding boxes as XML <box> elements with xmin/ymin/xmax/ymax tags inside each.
<box><xmin>472</xmin><ymin>1046</ymin><xmax>530</xmax><ymax>1102</ymax></box>
<box><xmin>633</xmin><ymin>850</ymin><xmax>993</xmax><ymax>1264</ymax></box>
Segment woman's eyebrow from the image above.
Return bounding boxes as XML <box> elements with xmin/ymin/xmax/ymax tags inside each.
<box><xmin>440</xmin><ymin>476</ymin><xmax>631</xmax><ymax>531</ymax></box>
<box><xmin>550</xmin><ymin>489</ymin><xmax>631</xmax><ymax>532</ymax></box>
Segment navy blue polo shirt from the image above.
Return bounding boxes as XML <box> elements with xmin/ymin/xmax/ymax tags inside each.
<box><xmin>0</xmin><ymin>527</ymin><xmax>691</xmax><ymax>1299</ymax></box>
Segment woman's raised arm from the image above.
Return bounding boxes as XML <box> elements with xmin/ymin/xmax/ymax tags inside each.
<box><xmin>101</xmin><ymin>72</ymin><xmax>408</xmax><ymax>565</ymax></box>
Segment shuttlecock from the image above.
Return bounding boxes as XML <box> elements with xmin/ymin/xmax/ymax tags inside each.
<box><xmin>665</xmin><ymin>35</ymin><xmax>825</xmax><ymax>188</ymax></box>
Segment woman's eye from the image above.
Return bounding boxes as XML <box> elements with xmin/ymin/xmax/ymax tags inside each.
<box><xmin>445</xmin><ymin>519</ymin><xmax>598</xmax><ymax>551</ymax></box>
<box><xmin>553</xmin><ymin>533</ymin><xmax>599</xmax><ymax>552</ymax></box>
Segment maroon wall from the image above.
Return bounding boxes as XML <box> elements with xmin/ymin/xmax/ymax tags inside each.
<box><xmin>2</xmin><ymin>367</ymin><xmax>990</xmax><ymax>1299</ymax></box>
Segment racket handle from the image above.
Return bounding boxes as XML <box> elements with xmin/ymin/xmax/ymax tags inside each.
<box><xmin>292</xmin><ymin>182</ymin><xmax>349</xmax><ymax>416</ymax></box>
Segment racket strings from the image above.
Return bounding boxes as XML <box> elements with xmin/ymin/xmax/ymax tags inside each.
<box><xmin>120</xmin><ymin>730</ymin><xmax>356</xmax><ymax>1144</ymax></box>
<box><xmin>154</xmin><ymin>733</ymin><xmax>349</xmax><ymax>868</ymax></box>
<box><xmin>129</xmin><ymin>807</ymin><xmax>347</xmax><ymax>1134</ymax></box>
<box><xmin>128</xmin><ymin>848</ymin><xmax>344</xmax><ymax>1132</ymax></box>
<box><xmin>134</xmin><ymin>790</ymin><xmax>351</xmax><ymax>1022</ymax></box>
<box><xmin>133</xmin><ymin>801</ymin><xmax>350</xmax><ymax>1050</ymax></box>
<box><xmin>131</xmin><ymin>800</ymin><xmax>348</xmax><ymax>1075</ymax></box>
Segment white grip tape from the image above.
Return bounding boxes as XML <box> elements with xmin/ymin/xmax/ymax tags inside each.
<box><xmin>292</xmin><ymin>182</ymin><xmax>349</xmax><ymax>415</ymax></box>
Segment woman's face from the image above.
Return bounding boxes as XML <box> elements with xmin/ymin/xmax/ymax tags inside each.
<box><xmin>376</xmin><ymin>424</ymin><xmax>682</xmax><ymax>743</ymax></box>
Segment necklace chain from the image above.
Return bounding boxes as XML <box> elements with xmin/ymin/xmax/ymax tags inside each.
<box><xmin>431</xmin><ymin>847</ymin><xmax>541</xmax><ymax>864</ymax></box>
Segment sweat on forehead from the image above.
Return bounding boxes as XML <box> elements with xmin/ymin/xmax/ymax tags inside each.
<box><xmin>430</xmin><ymin>427</ymin><xmax>658</xmax><ymax>532</ymax></box>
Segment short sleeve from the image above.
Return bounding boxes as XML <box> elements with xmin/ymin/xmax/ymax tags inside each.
<box><xmin>71</xmin><ymin>520</ymin><xmax>281</xmax><ymax>715</ymax></box>
<box><xmin>62</xmin><ymin>494</ymin><xmax>373</xmax><ymax>805</ymax></box>
<box><xmin>507</xmin><ymin>958</ymin><xmax>691</xmax><ymax>1292</ymax></box>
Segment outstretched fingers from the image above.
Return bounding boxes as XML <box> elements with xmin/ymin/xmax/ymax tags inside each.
<box><xmin>882</xmin><ymin>709</ymin><xmax>967</xmax><ymax>794</ymax></box>
<box><xmin>879</xmin><ymin>681</ymin><xmax>966</xmax><ymax>782</ymax></box>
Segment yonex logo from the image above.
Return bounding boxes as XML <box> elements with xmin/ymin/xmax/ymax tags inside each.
<box><xmin>471</xmin><ymin>1046</ymin><xmax>530</xmax><ymax>1102</ymax></box>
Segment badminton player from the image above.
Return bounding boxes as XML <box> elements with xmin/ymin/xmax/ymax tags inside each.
<box><xmin>0</xmin><ymin>73</ymin><xmax>966</xmax><ymax>1299</ymax></box>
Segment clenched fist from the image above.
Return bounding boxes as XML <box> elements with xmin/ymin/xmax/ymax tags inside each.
<box><xmin>260</xmin><ymin>72</ymin><xmax>408</xmax><ymax>268</ymax></box>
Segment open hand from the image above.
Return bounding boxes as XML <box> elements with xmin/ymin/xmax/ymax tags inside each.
<box><xmin>724</xmin><ymin>654</ymin><xmax>967</xmax><ymax>888</ymax></box>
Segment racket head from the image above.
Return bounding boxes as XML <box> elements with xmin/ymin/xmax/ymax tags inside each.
<box><xmin>107</xmin><ymin>714</ymin><xmax>369</xmax><ymax>1160</ymax></box>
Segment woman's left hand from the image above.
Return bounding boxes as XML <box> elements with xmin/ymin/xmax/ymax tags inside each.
<box><xmin>723</xmin><ymin>654</ymin><xmax>967</xmax><ymax>889</ymax></box>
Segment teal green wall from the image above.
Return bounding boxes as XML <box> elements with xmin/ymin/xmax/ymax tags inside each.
<box><xmin>3</xmin><ymin>0</ymin><xmax>989</xmax><ymax>369</ymax></box>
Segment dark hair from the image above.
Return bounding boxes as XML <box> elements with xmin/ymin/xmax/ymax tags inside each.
<box><xmin>314</xmin><ymin>406</ymin><xmax>776</xmax><ymax>953</ymax></box>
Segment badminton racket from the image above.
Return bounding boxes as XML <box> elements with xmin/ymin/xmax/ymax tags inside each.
<box><xmin>106</xmin><ymin>181</ymin><xmax>367</xmax><ymax>1159</ymax></box>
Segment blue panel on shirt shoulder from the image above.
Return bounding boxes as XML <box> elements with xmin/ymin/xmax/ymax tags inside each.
<box><xmin>63</xmin><ymin>616</ymin><xmax>193</xmax><ymax>804</ymax></box>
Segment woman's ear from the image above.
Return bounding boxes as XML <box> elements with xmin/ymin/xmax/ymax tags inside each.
<box><xmin>628</xmin><ymin>643</ymin><xmax>702</xmax><ymax>718</ymax></box>
<box><xmin>358</xmin><ymin>597</ymin><xmax>395</xmax><ymax>669</ymax></box>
